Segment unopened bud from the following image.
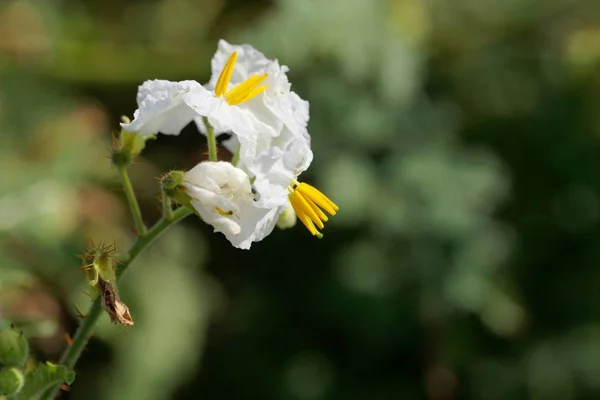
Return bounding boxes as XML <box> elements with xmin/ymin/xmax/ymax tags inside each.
<box><xmin>161</xmin><ymin>170</ymin><xmax>195</xmax><ymax>211</ymax></box>
<box><xmin>276</xmin><ymin>203</ymin><xmax>297</xmax><ymax>230</ymax></box>
<box><xmin>0</xmin><ymin>367</ymin><xmax>24</xmax><ymax>396</ymax></box>
<box><xmin>80</xmin><ymin>242</ymin><xmax>117</xmax><ymax>287</ymax></box>
<box><xmin>0</xmin><ymin>327</ymin><xmax>28</xmax><ymax>367</ymax></box>
<box><xmin>111</xmin><ymin>116</ymin><xmax>154</xmax><ymax>166</ymax></box>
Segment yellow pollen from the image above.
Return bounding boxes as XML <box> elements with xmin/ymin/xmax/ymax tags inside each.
<box><xmin>288</xmin><ymin>182</ymin><xmax>338</xmax><ymax>238</ymax></box>
<box><xmin>214</xmin><ymin>51</ymin><xmax>269</xmax><ymax>106</ymax></box>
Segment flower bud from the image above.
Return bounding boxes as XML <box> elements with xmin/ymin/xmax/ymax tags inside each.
<box><xmin>0</xmin><ymin>367</ymin><xmax>25</xmax><ymax>396</ymax></box>
<box><xmin>161</xmin><ymin>170</ymin><xmax>194</xmax><ymax>210</ymax></box>
<box><xmin>80</xmin><ymin>242</ymin><xmax>117</xmax><ymax>287</ymax></box>
<box><xmin>111</xmin><ymin>116</ymin><xmax>154</xmax><ymax>167</ymax></box>
<box><xmin>0</xmin><ymin>327</ymin><xmax>29</xmax><ymax>367</ymax></box>
<box><xmin>276</xmin><ymin>203</ymin><xmax>297</xmax><ymax>230</ymax></box>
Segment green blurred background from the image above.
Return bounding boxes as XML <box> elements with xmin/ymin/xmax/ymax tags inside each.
<box><xmin>1</xmin><ymin>0</ymin><xmax>600</xmax><ymax>399</ymax></box>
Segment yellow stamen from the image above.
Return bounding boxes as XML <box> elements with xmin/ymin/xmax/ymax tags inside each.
<box><xmin>213</xmin><ymin>51</ymin><xmax>269</xmax><ymax>106</ymax></box>
<box><xmin>295</xmin><ymin>207</ymin><xmax>318</xmax><ymax>236</ymax></box>
<box><xmin>245</xmin><ymin>85</ymin><xmax>269</xmax><ymax>101</ymax></box>
<box><xmin>288</xmin><ymin>182</ymin><xmax>338</xmax><ymax>237</ymax></box>
<box><xmin>305</xmin><ymin>197</ymin><xmax>329</xmax><ymax>222</ymax></box>
<box><xmin>297</xmin><ymin>183</ymin><xmax>339</xmax><ymax>214</ymax></box>
<box><xmin>290</xmin><ymin>191</ymin><xmax>323</xmax><ymax>230</ymax></box>
<box><xmin>225</xmin><ymin>73</ymin><xmax>268</xmax><ymax>105</ymax></box>
<box><xmin>215</xmin><ymin>52</ymin><xmax>238</xmax><ymax>97</ymax></box>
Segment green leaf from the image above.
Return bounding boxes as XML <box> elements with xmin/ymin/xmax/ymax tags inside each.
<box><xmin>17</xmin><ymin>362</ymin><xmax>75</xmax><ymax>400</ymax></box>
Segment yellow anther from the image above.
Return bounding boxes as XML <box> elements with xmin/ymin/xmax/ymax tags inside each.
<box><xmin>290</xmin><ymin>191</ymin><xmax>324</xmax><ymax>229</ymax></box>
<box><xmin>293</xmin><ymin>204</ymin><xmax>324</xmax><ymax>239</ymax></box>
<box><xmin>213</xmin><ymin>51</ymin><xmax>269</xmax><ymax>106</ymax></box>
<box><xmin>225</xmin><ymin>73</ymin><xmax>268</xmax><ymax>105</ymax></box>
<box><xmin>215</xmin><ymin>51</ymin><xmax>238</xmax><ymax>97</ymax></box>
<box><xmin>215</xmin><ymin>51</ymin><xmax>268</xmax><ymax>106</ymax></box>
<box><xmin>297</xmin><ymin>183</ymin><xmax>339</xmax><ymax>214</ymax></box>
<box><xmin>288</xmin><ymin>182</ymin><xmax>338</xmax><ymax>237</ymax></box>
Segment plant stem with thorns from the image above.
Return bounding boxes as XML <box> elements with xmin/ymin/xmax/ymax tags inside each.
<box><xmin>40</xmin><ymin>206</ymin><xmax>192</xmax><ymax>400</ymax></box>
<box><xmin>118</xmin><ymin>165</ymin><xmax>148</xmax><ymax>236</ymax></box>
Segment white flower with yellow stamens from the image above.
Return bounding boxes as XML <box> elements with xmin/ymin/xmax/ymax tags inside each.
<box><xmin>201</xmin><ymin>41</ymin><xmax>339</xmax><ymax>238</ymax></box>
<box><xmin>180</xmin><ymin>161</ymin><xmax>281</xmax><ymax>249</ymax></box>
<box><xmin>196</xmin><ymin>40</ymin><xmax>310</xmax><ymax>157</ymax></box>
<box><xmin>208</xmin><ymin>40</ymin><xmax>309</xmax><ymax>135</ymax></box>
<box><xmin>121</xmin><ymin>50</ymin><xmax>276</xmax><ymax>152</ymax></box>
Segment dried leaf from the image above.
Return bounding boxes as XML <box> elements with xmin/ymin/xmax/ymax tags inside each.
<box><xmin>98</xmin><ymin>281</ymin><xmax>134</xmax><ymax>326</ymax></box>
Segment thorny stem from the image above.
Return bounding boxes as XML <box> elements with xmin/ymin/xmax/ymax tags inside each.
<box><xmin>40</xmin><ymin>206</ymin><xmax>192</xmax><ymax>400</ymax></box>
<box><xmin>118</xmin><ymin>165</ymin><xmax>148</xmax><ymax>236</ymax></box>
<box><xmin>203</xmin><ymin>116</ymin><xmax>218</xmax><ymax>162</ymax></box>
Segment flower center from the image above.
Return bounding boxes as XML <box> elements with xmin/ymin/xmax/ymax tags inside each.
<box><xmin>288</xmin><ymin>181</ymin><xmax>339</xmax><ymax>238</ymax></box>
<box><xmin>214</xmin><ymin>51</ymin><xmax>268</xmax><ymax>106</ymax></box>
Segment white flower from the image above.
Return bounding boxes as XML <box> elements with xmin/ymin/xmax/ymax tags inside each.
<box><xmin>180</xmin><ymin>161</ymin><xmax>281</xmax><ymax>249</ymax></box>
<box><xmin>195</xmin><ymin>41</ymin><xmax>338</xmax><ymax>238</ymax></box>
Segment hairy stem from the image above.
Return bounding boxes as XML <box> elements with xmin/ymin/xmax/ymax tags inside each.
<box><xmin>162</xmin><ymin>194</ymin><xmax>174</xmax><ymax>221</ymax></box>
<box><xmin>118</xmin><ymin>165</ymin><xmax>148</xmax><ymax>236</ymax></box>
<box><xmin>40</xmin><ymin>207</ymin><xmax>192</xmax><ymax>400</ymax></box>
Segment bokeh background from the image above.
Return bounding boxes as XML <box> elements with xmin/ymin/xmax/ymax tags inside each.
<box><xmin>1</xmin><ymin>0</ymin><xmax>600</xmax><ymax>399</ymax></box>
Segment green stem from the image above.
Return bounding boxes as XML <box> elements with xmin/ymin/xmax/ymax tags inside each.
<box><xmin>203</xmin><ymin>116</ymin><xmax>218</xmax><ymax>162</ymax></box>
<box><xmin>118</xmin><ymin>165</ymin><xmax>148</xmax><ymax>236</ymax></box>
<box><xmin>40</xmin><ymin>207</ymin><xmax>192</xmax><ymax>400</ymax></box>
<box><xmin>162</xmin><ymin>194</ymin><xmax>174</xmax><ymax>221</ymax></box>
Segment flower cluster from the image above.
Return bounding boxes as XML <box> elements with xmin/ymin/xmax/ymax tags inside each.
<box><xmin>121</xmin><ymin>40</ymin><xmax>338</xmax><ymax>249</ymax></box>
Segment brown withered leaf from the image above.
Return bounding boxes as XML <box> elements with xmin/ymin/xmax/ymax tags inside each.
<box><xmin>98</xmin><ymin>280</ymin><xmax>134</xmax><ymax>326</ymax></box>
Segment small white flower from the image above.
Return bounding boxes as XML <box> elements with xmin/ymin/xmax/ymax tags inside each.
<box><xmin>180</xmin><ymin>161</ymin><xmax>281</xmax><ymax>249</ymax></box>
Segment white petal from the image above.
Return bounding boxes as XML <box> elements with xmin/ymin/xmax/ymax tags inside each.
<box><xmin>244</xmin><ymin>133</ymin><xmax>313</xmax><ymax>209</ymax></box>
<box><xmin>189</xmin><ymin>198</ymin><xmax>242</xmax><ymax>235</ymax></box>
<box><xmin>263</xmin><ymin>91</ymin><xmax>310</xmax><ymax>137</ymax></box>
<box><xmin>283</xmin><ymin>134</ymin><xmax>313</xmax><ymax>175</ymax></box>
<box><xmin>208</xmin><ymin>40</ymin><xmax>275</xmax><ymax>89</ymax></box>
<box><xmin>121</xmin><ymin>79</ymin><xmax>202</xmax><ymax>136</ymax></box>
<box><xmin>224</xmin><ymin>204</ymin><xmax>281</xmax><ymax>250</ymax></box>
<box><xmin>183</xmin><ymin>161</ymin><xmax>252</xmax><ymax>197</ymax></box>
